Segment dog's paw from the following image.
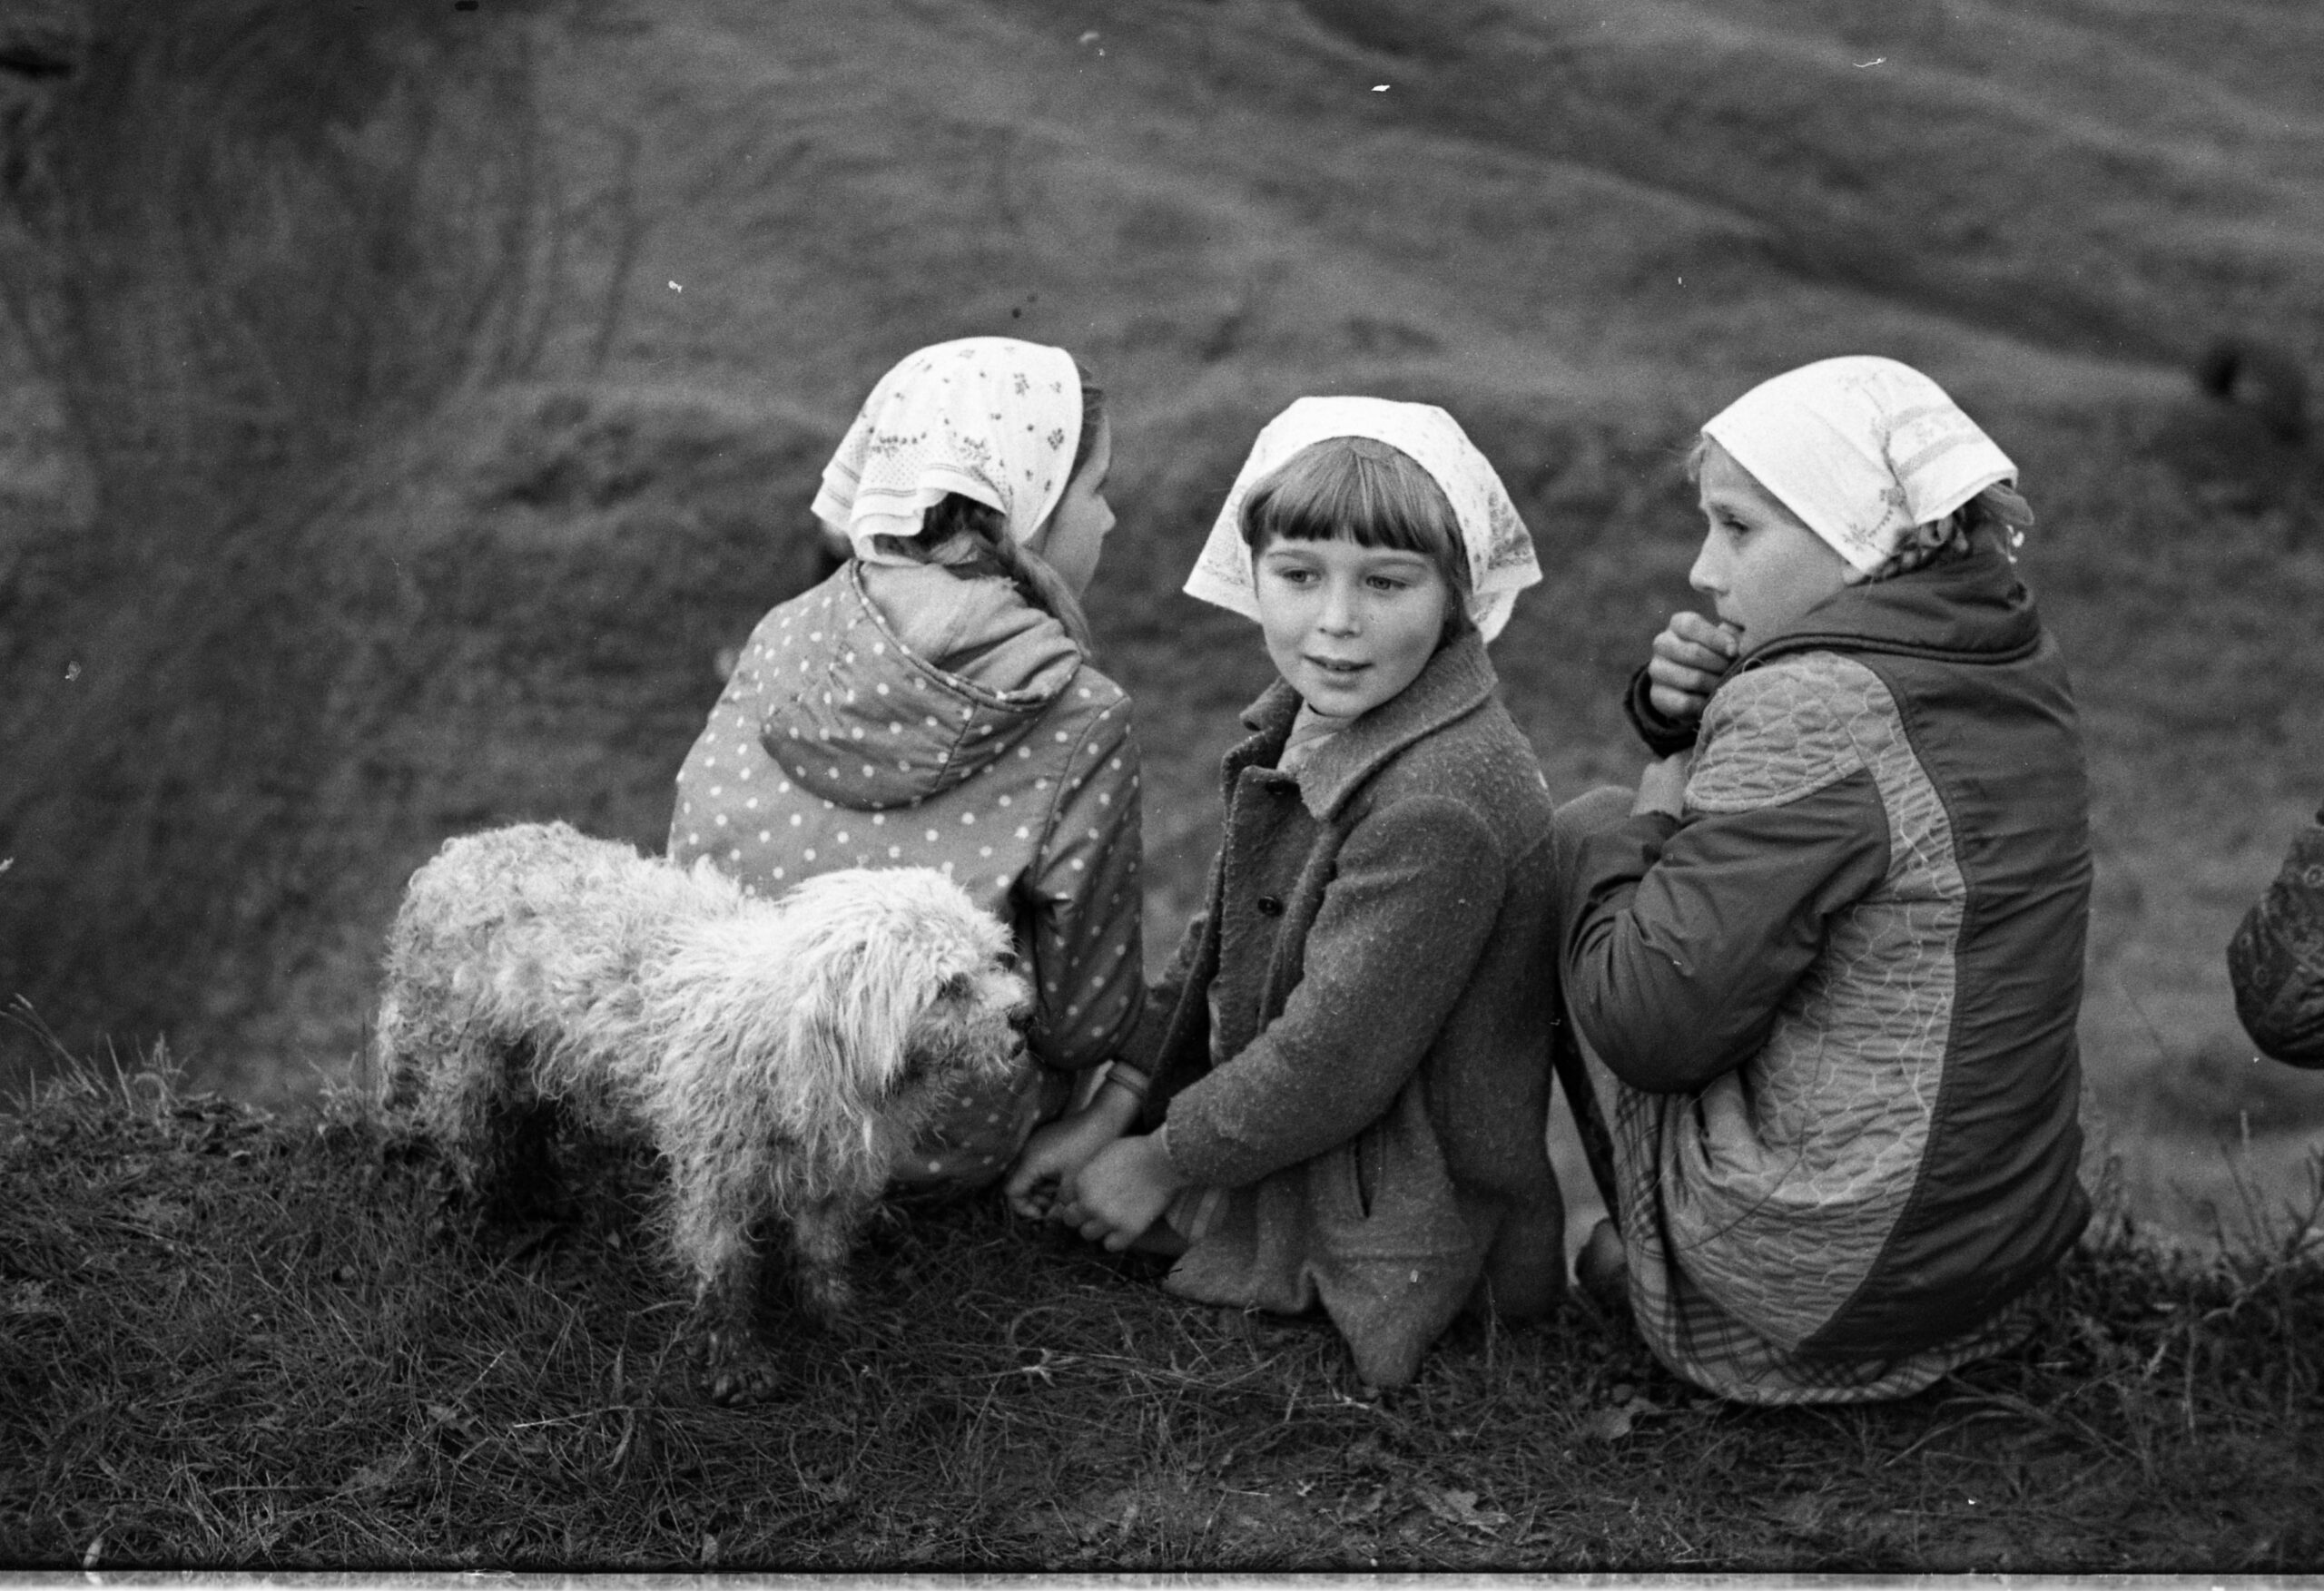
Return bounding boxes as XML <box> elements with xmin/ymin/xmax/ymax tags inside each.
<box><xmin>791</xmin><ymin>1265</ymin><xmax>859</xmax><ymax>1326</ymax></box>
<box><xmin>694</xmin><ymin>1324</ymin><xmax>792</xmax><ymax>1407</ymax></box>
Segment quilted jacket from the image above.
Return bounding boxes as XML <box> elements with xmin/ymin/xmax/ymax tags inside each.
<box><xmin>1563</xmin><ymin>542</ymin><xmax>2092</xmax><ymax>1392</ymax></box>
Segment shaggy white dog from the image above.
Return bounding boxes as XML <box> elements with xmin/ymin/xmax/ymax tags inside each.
<box><xmin>373</xmin><ymin>820</ymin><xmax>1029</xmax><ymax>1401</ymax></box>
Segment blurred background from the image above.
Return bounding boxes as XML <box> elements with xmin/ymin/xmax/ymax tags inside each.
<box><xmin>1</xmin><ymin>0</ymin><xmax>2319</xmax><ymax>1244</ymax></box>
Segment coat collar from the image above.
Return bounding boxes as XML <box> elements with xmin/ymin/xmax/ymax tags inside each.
<box><xmin>1740</xmin><ymin>541</ymin><xmax>2043</xmax><ymax>674</ymax></box>
<box><xmin>1226</xmin><ymin>630</ymin><xmax>1499</xmax><ymax>820</ymax></box>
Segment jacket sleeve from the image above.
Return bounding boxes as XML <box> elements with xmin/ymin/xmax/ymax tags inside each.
<box><xmin>1563</xmin><ymin>682</ymin><xmax>1892</xmax><ymax>1094</ymax></box>
<box><xmin>1624</xmin><ymin>663</ymin><xmax>1701</xmax><ymax>756</ymax></box>
<box><xmin>1023</xmin><ymin>700</ymin><xmax>1147</xmax><ymax>1071</ymax></box>
<box><xmin>1161</xmin><ymin>794</ymin><xmax>1506</xmax><ymax>1189</ymax></box>
<box><xmin>2228</xmin><ymin>809</ymin><xmax>2324</xmax><ymax>1068</ymax></box>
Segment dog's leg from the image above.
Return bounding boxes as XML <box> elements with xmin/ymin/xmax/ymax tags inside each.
<box><xmin>786</xmin><ymin>1194</ymin><xmax>866</xmax><ymax>1327</ymax></box>
<box><xmin>666</xmin><ymin>1147</ymin><xmax>794</xmax><ymax>1405</ymax></box>
<box><xmin>433</xmin><ymin>1037</ymin><xmax>563</xmax><ymax>1228</ymax></box>
<box><xmin>476</xmin><ymin>1095</ymin><xmax>564</xmax><ymax>1228</ymax></box>
<box><xmin>692</xmin><ymin>1256</ymin><xmax>788</xmax><ymax>1407</ymax></box>
<box><xmin>689</xmin><ymin>1192</ymin><xmax>873</xmax><ymax>1406</ymax></box>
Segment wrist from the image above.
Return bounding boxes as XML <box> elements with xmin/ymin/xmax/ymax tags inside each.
<box><xmin>1625</xmin><ymin>665</ymin><xmax>1699</xmax><ymax>757</ymax></box>
<box><xmin>1092</xmin><ymin>1063</ymin><xmax>1149</xmax><ymax>1131</ymax></box>
<box><xmin>1146</xmin><ymin>1125</ymin><xmax>1195</xmax><ymax>1193</ymax></box>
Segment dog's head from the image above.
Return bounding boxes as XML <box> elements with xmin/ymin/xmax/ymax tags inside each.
<box><xmin>776</xmin><ymin>867</ymin><xmax>1030</xmax><ymax>1123</ymax></box>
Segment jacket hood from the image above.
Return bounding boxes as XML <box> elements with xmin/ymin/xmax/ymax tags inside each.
<box><xmin>760</xmin><ymin>563</ymin><xmax>1084</xmax><ymax>810</ymax></box>
<box><xmin>1742</xmin><ymin>541</ymin><xmax>2043</xmax><ymax>674</ymax></box>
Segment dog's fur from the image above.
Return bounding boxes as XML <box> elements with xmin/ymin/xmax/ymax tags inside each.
<box><xmin>373</xmin><ymin>820</ymin><xmax>1028</xmax><ymax>1399</ymax></box>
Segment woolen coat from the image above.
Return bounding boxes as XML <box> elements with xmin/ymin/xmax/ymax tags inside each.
<box><xmin>1129</xmin><ymin>631</ymin><xmax>1563</xmax><ymax>1388</ymax></box>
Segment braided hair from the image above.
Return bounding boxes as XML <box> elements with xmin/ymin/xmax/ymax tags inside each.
<box><xmin>911</xmin><ymin>365</ymin><xmax>1105</xmax><ymax>653</ymax></box>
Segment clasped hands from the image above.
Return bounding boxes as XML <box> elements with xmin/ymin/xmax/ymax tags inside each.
<box><xmin>1002</xmin><ymin>1081</ymin><xmax>1187</xmax><ymax>1252</ymax></box>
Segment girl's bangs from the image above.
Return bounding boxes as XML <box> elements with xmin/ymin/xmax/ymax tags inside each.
<box><xmin>1242</xmin><ymin>444</ymin><xmax>1465</xmax><ymax>576</ymax></box>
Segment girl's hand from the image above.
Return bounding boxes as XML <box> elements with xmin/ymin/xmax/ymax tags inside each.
<box><xmin>1059</xmin><ymin>1132</ymin><xmax>1188</xmax><ymax>1252</ymax></box>
<box><xmin>1003</xmin><ymin>1079</ymin><xmax>1141</xmax><ymax>1221</ymax></box>
<box><xmin>1633</xmin><ymin>750</ymin><xmax>1692</xmax><ymax>820</ymax></box>
<box><xmin>1645</xmin><ymin>611</ymin><xmax>1740</xmax><ymax>725</ymax></box>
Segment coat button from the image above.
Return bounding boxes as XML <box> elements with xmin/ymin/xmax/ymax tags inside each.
<box><xmin>1256</xmin><ymin>895</ymin><xmax>1284</xmax><ymax>917</ymax></box>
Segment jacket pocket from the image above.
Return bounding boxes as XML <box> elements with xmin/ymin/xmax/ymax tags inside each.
<box><xmin>1353</xmin><ymin>1120</ymin><xmax>1386</xmax><ymax>1220</ymax></box>
<box><xmin>1311</xmin><ymin>1085</ymin><xmax>1471</xmax><ymax>1262</ymax></box>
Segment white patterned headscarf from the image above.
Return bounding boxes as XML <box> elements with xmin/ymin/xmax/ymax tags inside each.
<box><xmin>812</xmin><ymin>337</ymin><xmax>1082</xmax><ymax>565</ymax></box>
<box><xmin>1701</xmin><ymin>355</ymin><xmax>2016</xmax><ymax>576</ymax></box>
<box><xmin>1184</xmin><ymin>397</ymin><xmax>1541</xmax><ymax>641</ymax></box>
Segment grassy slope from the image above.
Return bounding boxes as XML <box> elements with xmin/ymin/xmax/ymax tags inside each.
<box><xmin>1</xmin><ymin>1058</ymin><xmax>2318</xmax><ymax>1571</ymax></box>
<box><xmin>0</xmin><ymin>0</ymin><xmax>2294</xmax><ymax>1240</ymax></box>
<box><xmin>506</xmin><ymin>0</ymin><xmax>2324</xmax><ymax>1232</ymax></box>
<box><xmin>5</xmin><ymin>2</ymin><xmax>2324</xmax><ymax>1564</ymax></box>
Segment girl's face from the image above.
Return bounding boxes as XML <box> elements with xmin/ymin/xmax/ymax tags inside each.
<box><xmin>1253</xmin><ymin>533</ymin><xmax>1452</xmax><ymax>720</ymax></box>
<box><xmin>1689</xmin><ymin>440</ymin><xmax>1850</xmax><ymax>648</ymax></box>
<box><xmin>1027</xmin><ymin>416</ymin><xmax>1115</xmax><ymax>597</ymax></box>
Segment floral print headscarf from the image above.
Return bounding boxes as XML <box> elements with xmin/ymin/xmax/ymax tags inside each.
<box><xmin>812</xmin><ymin>337</ymin><xmax>1082</xmax><ymax>565</ymax></box>
<box><xmin>1702</xmin><ymin>356</ymin><xmax>2017</xmax><ymax>578</ymax></box>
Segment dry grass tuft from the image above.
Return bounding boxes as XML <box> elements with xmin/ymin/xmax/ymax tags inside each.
<box><xmin>3</xmin><ymin>1042</ymin><xmax>2320</xmax><ymax>1571</ymax></box>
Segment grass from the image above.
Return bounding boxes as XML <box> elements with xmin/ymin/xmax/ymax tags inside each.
<box><xmin>4</xmin><ymin>15</ymin><xmax>2318</xmax><ymax>1568</ymax></box>
<box><xmin>4</xmin><ymin>1040</ymin><xmax>2321</xmax><ymax>1572</ymax></box>
<box><xmin>0</xmin><ymin>9</ymin><xmax>2311</xmax><ymax>1571</ymax></box>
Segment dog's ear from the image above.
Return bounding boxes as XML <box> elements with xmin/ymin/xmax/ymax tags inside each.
<box><xmin>790</xmin><ymin>923</ymin><xmax>945</xmax><ymax>1120</ymax></box>
<box><xmin>883</xmin><ymin>1044</ymin><xmax>938</xmax><ymax>1101</ymax></box>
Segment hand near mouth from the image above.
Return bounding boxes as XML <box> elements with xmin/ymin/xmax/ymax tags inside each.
<box><xmin>1645</xmin><ymin>611</ymin><xmax>1741</xmax><ymax>725</ymax></box>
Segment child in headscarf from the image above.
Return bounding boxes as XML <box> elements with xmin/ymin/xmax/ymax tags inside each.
<box><xmin>670</xmin><ymin>336</ymin><xmax>1145</xmax><ymax>1198</ymax></box>
<box><xmin>1554</xmin><ymin>355</ymin><xmax>2093</xmax><ymax>1404</ymax></box>
<box><xmin>1007</xmin><ymin>397</ymin><xmax>1567</xmax><ymax>1390</ymax></box>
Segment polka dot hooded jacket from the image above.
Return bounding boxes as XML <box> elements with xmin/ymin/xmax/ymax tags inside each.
<box><xmin>670</xmin><ymin>561</ymin><xmax>1145</xmax><ymax>1183</ymax></box>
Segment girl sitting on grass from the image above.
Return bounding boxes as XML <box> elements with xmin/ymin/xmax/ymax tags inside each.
<box><xmin>1007</xmin><ymin>397</ymin><xmax>1567</xmax><ymax>1389</ymax></box>
<box><xmin>1554</xmin><ymin>355</ymin><xmax>2093</xmax><ymax>1404</ymax></box>
<box><xmin>670</xmin><ymin>336</ymin><xmax>1145</xmax><ymax>1198</ymax></box>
